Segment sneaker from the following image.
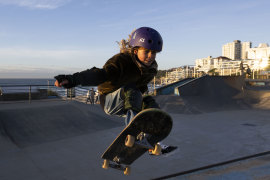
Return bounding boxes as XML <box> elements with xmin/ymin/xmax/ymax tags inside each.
<box><xmin>161</xmin><ymin>145</ymin><xmax>178</xmax><ymax>155</ymax></box>
<box><xmin>149</xmin><ymin>143</ymin><xmax>178</xmax><ymax>156</ymax></box>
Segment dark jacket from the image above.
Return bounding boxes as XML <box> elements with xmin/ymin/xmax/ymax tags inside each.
<box><xmin>99</xmin><ymin>53</ymin><xmax>158</xmax><ymax>95</ymax></box>
<box><xmin>57</xmin><ymin>53</ymin><xmax>158</xmax><ymax>106</ymax></box>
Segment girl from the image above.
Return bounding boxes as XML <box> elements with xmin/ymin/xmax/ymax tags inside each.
<box><xmin>54</xmin><ymin>27</ymin><xmax>176</xmax><ymax>154</ymax></box>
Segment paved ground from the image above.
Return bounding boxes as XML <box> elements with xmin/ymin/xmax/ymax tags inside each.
<box><xmin>0</xmin><ymin>97</ymin><xmax>270</xmax><ymax>180</ymax></box>
<box><xmin>1</xmin><ymin>76</ymin><xmax>270</xmax><ymax>180</ymax></box>
<box><xmin>177</xmin><ymin>153</ymin><xmax>270</xmax><ymax>180</ymax></box>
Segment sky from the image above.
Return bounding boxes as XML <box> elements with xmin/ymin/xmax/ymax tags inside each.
<box><xmin>0</xmin><ymin>0</ymin><xmax>269</xmax><ymax>78</ymax></box>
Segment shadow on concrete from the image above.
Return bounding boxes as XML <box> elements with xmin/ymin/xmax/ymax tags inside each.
<box><xmin>0</xmin><ymin>101</ymin><xmax>123</xmax><ymax>148</ymax></box>
<box><xmin>155</xmin><ymin>75</ymin><xmax>270</xmax><ymax>114</ymax></box>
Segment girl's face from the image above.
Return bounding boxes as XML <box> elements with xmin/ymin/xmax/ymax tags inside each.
<box><xmin>134</xmin><ymin>47</ymin><xmax>157</xmax><ymax>66</ymax></box>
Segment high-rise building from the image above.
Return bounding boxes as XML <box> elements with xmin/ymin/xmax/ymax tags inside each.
<box><xmin>222</xmin><ymin>40</ymin><xmax>252</xmax><ymax>60</ymax></box>
<box><xmin>222</xmin><ymin>40</ymin><xmax>242</xmax><ymax>60</ymax></box>
<box><xmin>241</xmin><ymin>42</ymin><xmax>252</xmax><ymax>59</ymax></box>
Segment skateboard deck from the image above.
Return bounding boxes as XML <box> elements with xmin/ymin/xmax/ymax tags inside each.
<box><xmin>101</xmin><ymin>108</ymin><xmax>173</xmax><ymax>175</ymax></box>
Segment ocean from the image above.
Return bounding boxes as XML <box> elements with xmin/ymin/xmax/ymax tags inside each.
<box><xmin>0</xmin><ymin>79</ymin><xmax>60</xmax><ymax>95</ymax></box>
<box><xmin>0</xmin><ymin>79</ymin><xmax>55</xmax><ymax>86</ymax></box>
<box><xmin>0</xmin><ymin>78</ymin><xmax>156</xmax><ymax>95</ymax></box>
<box><xmin>0</xmin><ymin>79</ymin><xmax>97</xmax><ymax>97</ymax></box>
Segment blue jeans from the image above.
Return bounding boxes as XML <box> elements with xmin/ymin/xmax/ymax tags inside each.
<box><xmin>103</xmin><ymin>87</ymin><xmax>159</xmax><ymax>126</ymax></box>
<box><xmin>103</xmin><ymin>88</ymin><xmax>137</xmax><ymax>126</ymax></box>
<box><xmin>103</xmin><ymin>88</ymin><xmax>125</xmax><ymax>117</ymax></box>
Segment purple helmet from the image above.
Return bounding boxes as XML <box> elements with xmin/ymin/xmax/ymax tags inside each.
<box><xmin>129</xmin><ymin>27</ymin><xmax>163</xmax><ymax>52</ymax></box>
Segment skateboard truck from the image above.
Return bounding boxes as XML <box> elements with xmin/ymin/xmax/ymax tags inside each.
<box><xmin>125</xmin><ymin>132</ymin><xmax>162</xmax><ymax>155</ymax></box>
<box><xmin>135</xmin><ymin>132</ymin><xmax>153</xmax><ymax>149</ymax></box>
<box><xmin>102</xmin><ymin>159</ymin><xmax>131</xmax><ymax>175</ymax></box>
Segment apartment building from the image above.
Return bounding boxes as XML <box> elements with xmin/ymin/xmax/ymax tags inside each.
<box><xmin>195</xmin><ymin>55</ymin><xmax>243</xmax><ymax>76</ymax></box>
<box><xmin>247</xmin><ymin>43</ymin><xmax>270</xmax><ymax>60</ymax></box>
<box><xmin>241</xmin><ymin>42</ymin><xmax>252</xmax><ymax>59</ymax></box>
<box><xmin>194</xmin><ymin>41</ymin><xmax>269</xmax><ymax>76</ymax></box>
<box><xmin>195</xmin><ymin>56</ymin><xmax>232</xmax><ymax>72</ymax></box>
<box><xmin>164</xmin><ymin>66</ymin><xmax>195</xmax><ymax>84</ymax></box>
<box><xmin>195</xmin><ymin>56</ymin><xmax>214</xmax><ymax>72</ymax></box>
<box><xmin>222</xmin><ymin>40</ymin><xmax>242</xmax><ymax>60</ymax></box>
<box><xmin>247</xmin><ymin>43</ymin><xmax>270</xmax><ymax>69</ymax></box>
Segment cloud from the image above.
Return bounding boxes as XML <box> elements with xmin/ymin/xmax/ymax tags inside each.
<box><xmin>0</xmin><ymin>0</ymin><xmax>72</xmax><ymax>9</ymax></box>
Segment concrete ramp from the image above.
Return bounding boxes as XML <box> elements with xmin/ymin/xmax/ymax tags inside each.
<box><xmin>0</xmin><ymin>101</ymin><xmax>123</xmax><ymax>148</ymax></box>
<box><xmin>1</xmin><ymin>79</ymin><xmax>270</xmax><ymax>179</ymax></box>
<box><xmin>155</xmin><ymin>76</ymin><xmax>270</xmax><ymax>114</ymax></box>
<box><xmin>177</xmin><ymin>75</ymin><xmax>244</xmax><ymax>97</ymax></box>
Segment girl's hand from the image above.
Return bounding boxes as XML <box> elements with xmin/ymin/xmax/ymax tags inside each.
<box><xmin>54</xmin><ymin>79</ymin><xmax>69</xmax><ymax>87</ymax></box>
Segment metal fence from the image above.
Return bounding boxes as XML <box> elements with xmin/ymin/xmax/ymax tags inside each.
<box><xmin>0</xmin><ymin>85</ymin><xmax>98</xmax><ymax>104</ymax></box>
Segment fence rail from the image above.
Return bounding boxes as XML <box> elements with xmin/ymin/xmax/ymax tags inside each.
<box><xmin>1</xmin><ymin>74</ymin><xmax>269</xmax><ymax>103</ymax></box>
<box><xmin>0</xmin><ymin>84</ymin><xmax>97</xmax><ymax>103</ymax></box>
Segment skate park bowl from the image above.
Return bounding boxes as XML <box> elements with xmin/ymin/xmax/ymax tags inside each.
<box><xmin>1</xmin><ymin>76</ymin><xmax>270</xmax><ymax>179</ymax></box>
<box><xmin>155</xmin><ymin>75</ymin><xmax>270</xmax><ymax>114</ymax></box>
<box><xmin>0</xmin><ymin>101</ymin><xmax>124</xmax><ymax>148</ymax></box>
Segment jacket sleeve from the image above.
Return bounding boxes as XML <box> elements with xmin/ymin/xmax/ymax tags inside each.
<box><xmin>138</xmin><ymin>85</ymin><xmax>148</xmax><ymax>93</ymax></box>
<box><xmin>55</xmin><ymin>67</ymin><xmax>107</xmax><ymax>88</ymax></box>
<box><xmin>72</xmin><ymin>67</ymin><xmax>107</xmax><ymax>86</ymax></box>
<box><xmin>55</xmin><ymin>53</ymin><xmax>128</xmax><ymax>88</ymax></box>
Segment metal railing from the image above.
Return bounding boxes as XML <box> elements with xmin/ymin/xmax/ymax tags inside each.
<box><xmin>0</xmin><ymin>84</ymin><xmax>97</xmax><ymax>103</ymax></box>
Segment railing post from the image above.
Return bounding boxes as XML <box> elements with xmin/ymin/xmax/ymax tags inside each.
<box><xmin>47</xmin><ymin>80</ymin><xmax>50</xmax><ymax>96</ymax></box>
<box><xmin>29</xmin><ymin>85</ymin><xmax>32</xmax><ymax>103</ymax></box>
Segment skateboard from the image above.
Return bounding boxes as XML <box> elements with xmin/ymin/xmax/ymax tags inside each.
<box><xmin>101</xmin><ymin>108</ymin><xmax>173</xmax><ymax>175</ymax></box>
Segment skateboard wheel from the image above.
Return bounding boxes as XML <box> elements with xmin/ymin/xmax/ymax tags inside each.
<box><xmin>125</xmin><ymin>135</ymin><xmax>135</xmax><ymax>147</ymax></box>
<box><xmin>152</xmin><ymin>144</ymin><xmax>162</xmax><ymax>155</ymax></box>
<box><xmin>102</xmin><ymin>159</ymin><xmax>109</xmax><ymax>169</ymax></box>
<box><xmin>124</xmin><ymin>166</ymin><xmax>131</xmax><ymax>175</ymax></box>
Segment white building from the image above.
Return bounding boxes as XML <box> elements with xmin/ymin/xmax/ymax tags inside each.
<box><xmin>222</xmin><ymin>40</ymin><xmax>252</xmax><ymax>60</ymax></box>
<box><xmin>166</xmin><ymin>68</ymin><xmax>184</xmax><ymax>81</ymax></box>
<box><xmin>164</xmin><ymin>66</ymin><xmax>195</xmax><ymax>84</ymax></box>
<box><xmin>195</xmin><ymin>55</ymin><xmax>244</xmax><ymax>76</ymax></box>
<box><xmin>222</xmin><ymin>40</ymin><xmax>242</xmax><ymax>60</ymax></box>
<box><xmin>195</xmin><ymin>56</ymin><xmax>233</xmax><ymax>73</ymax></box>
<box><xmin>195</xmin><ymin>56</ymin><xmax>214</xmax><ymax>72</ymax></box>
<box><xmin>241</xmin><ymin>42</ymin><xmax>252</xmax><ymax>59</ymax></box>
<box><xmin>247</xmin><ymin>43</ymin><xmax>270</xmax><ymax>60</ymax></box>
<box><xmin>246</xmin><ymin>43</ymin><xmax>270</xmax><ymax>70</ymax></box>
<box><xmin>193</xmin><ymin>41</ymin><xmax>270</xmax><ymax>77</ymax></box>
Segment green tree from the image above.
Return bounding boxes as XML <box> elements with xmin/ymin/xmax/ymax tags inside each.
<box><xmin>156</xmin><ymin>70</ymin><xmax>167</xmax><ymax>79</ymax></box>
<box><xmin>208</xmin><ymin>68</ymin><xmax>219</xmax><ymax>76</ymax></box>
